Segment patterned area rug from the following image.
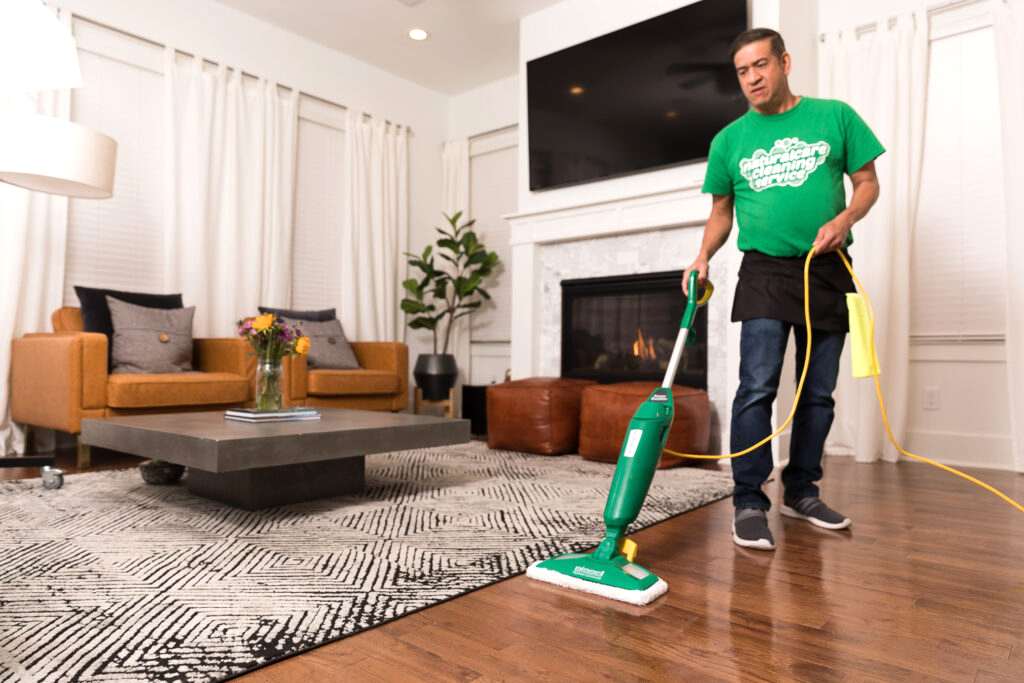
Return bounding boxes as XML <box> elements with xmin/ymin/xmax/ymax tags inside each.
<box><xmin>0</xmin><ymin>442</ymin><xmax>732</xmax><ymax>682</ymax></box>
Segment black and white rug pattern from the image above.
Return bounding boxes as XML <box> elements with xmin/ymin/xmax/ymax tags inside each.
<box><xmin>0</xmin><ymin>442</ymin><xmax>732</xmax><ymax>682</ymax></box>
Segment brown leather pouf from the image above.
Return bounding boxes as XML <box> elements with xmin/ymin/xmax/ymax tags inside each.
<box><xmin>579</xmin><ymin>381</ymin><xmax>711</xmax><ymax>468</ymax></box>
<box><xmin>486</xmin><ymin>377</ymin><xmax>596</xmax><ymax>455</ymax></box>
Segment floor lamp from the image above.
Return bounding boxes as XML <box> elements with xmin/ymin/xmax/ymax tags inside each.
<box><xmin>1</xmin><ymin>1</ymin><xmax>118</xmax><ymax>481</ymax></box>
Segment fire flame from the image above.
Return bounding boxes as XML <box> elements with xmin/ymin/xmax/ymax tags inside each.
<box><xmin>631</xmin><ymin>328</ymin><xmax>657</xmax><ymax>360</ymax></box>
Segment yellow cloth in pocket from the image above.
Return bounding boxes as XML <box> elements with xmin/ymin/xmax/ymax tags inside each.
<box><xmin>846</xmin><ymin>293</ymin><xmax>880</xmax><ymax>378</ymax></box>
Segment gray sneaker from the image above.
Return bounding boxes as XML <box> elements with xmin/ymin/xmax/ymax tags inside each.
<box><xmin>732</xmin><ymin>508</ymin><xmax>775</xmax><ymax>550</ymax></box>
<box><xmin>781</xmin><ymin>497</ymin><xmax>852</xmax><ymax>530</ymax></box>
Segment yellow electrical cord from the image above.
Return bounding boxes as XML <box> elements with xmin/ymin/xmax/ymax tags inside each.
<box><xmin>662</xmin><ymin>247</ymin><xmax>1024</xmax><ymax>514</ymax></box>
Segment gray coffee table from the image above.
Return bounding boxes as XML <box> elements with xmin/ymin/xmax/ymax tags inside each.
<box><xmin>80</xmin><ymin>409</ymin><xmax>470</xmax><ymax>509</ymax></box>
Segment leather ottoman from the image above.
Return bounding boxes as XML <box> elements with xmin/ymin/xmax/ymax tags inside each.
<box><xmin>579</xmin><ymin>381</ymin><xmax>710</xmax><ymax>468</ymax></box>
<box><xmin>486</xmin><ymin>377</ymin><xmax>596</xmax><ymax>455</ymax></box>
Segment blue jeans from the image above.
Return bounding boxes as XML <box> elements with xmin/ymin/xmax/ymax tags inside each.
<box><xmin>730</xmin><ymin>318</ymin><xmax>845</xmax><ymax>510</ymax></box>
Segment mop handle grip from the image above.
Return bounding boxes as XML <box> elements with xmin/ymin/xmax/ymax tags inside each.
<box><xmin>681</xmin><ymin>271</ymin><xmax>714</xmax><ymax>330</ymax></box>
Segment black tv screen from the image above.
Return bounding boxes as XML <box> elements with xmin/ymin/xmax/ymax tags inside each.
<box><xmin>527</xmin><ymin>0</ymin><xmax>748</xmax><ymax>191</ymax></box>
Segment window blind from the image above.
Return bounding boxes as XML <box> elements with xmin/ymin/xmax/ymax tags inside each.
<box><xmin>911</xmin><ymin>26</ymin><xmax>1007</xmax><ymax>340</ymax></box>
<box><xmin>64</xmin><ymin>46</ymin><xmax>165</xmax><ymax>304</ymax></box>
<box><xmin>291</xmin><ymin>112</ymin><xmax>345</xmax><ymax>312</ymax></box>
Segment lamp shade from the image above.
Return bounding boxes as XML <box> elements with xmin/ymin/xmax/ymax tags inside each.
<box><xmin>0</xmin><ymin>113</ymin><xmax>117</xmax><ymax>198</ymax></box>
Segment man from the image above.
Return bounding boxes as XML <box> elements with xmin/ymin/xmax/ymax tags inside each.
<box><xmin>684</xmin><ymin>28</ymin><xmax>883</xmax><ymax>550</ymax></box>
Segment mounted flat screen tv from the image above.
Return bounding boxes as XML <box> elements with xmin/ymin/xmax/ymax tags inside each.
<box><xmin>527</xmin><ymin>0</ymin><xmax>748</xmax><ymax>191</ymax></box>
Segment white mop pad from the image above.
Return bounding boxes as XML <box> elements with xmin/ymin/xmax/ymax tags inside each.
<box><xmin>526</xmin><ymin>563</ymin><xmax>668</xmax><ymax>606</ymax></box>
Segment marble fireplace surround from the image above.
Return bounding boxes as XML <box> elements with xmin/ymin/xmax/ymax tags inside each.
<box><xmin>506</xmin><ymin>182</ymin><xmax>743</xmax><ymax>452</ymax></box>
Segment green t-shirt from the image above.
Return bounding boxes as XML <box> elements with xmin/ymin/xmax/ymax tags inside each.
<box><xmin>701</xmin><ymin>97</ymin><xmax>885</xmax><ymax>257</ymax></box>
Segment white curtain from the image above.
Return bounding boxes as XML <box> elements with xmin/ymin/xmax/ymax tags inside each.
<box><xmin>162</xmin><ymin>49</ymin><xmax>298</xmax><ymax>337</ymax></box>
<box><xmin>440</xmin><ymin>138</ymin><xmax>471</xmax><ymax>383</ymax></box>
<box><xmin>0</xmin><ymin>11</ymin><xmax>73</xmax><ymax>455</ymax></box>
<box><xmin>339</xmin><ymin>109</ymin><xmax>409</xmax><ymax>341</ymax></box>
<box><xmin>819</xmin><ymin>12</ymin><xmax>929</xmax><ymax>463</ymax></box>
<box><xmin>994</xmin><ymin>0</ymin><xmax>1024</xmax><ymax>473</ymax></box>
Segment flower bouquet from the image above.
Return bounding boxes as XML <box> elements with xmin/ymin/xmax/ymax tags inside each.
<box><xmin>237</xmin><ymin>313</ymin><xmax>310</xmax><ymax>411</ymax></box>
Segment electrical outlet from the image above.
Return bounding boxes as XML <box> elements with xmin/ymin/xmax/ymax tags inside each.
<box><xmin>923</xmin><ymin>386</ymin><xmax>940</xmax><ymax>411</ymax></box>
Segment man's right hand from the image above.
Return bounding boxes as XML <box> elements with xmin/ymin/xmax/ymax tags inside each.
<box><xmin>682</xmin><ymin>258</ymin><xmax>709</xmax><ymax>296</ymax></box>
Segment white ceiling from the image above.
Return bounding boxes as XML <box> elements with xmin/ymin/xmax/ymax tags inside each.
<box><xmin>215</xmin><ymin>0</ymin><xmax>562</xmax><ymax>95</ymax></box>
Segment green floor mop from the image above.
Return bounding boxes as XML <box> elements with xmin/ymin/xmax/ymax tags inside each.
<box><xmin>526</xmin><ymin>271</ymin><xmax>713</xmax><ymax>605</ymax></box>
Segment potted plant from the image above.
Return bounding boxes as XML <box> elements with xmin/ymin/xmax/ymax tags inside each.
<box><xmin>402</xmin><ymin>211</ymin><xmax>500</xmax><ymax>400</ymax></box>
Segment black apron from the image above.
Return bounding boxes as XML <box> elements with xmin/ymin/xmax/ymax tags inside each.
<box><xmin>731</xmin><ymin>249</ymin><xmax>855</xmax><ymax>333</ymax></box>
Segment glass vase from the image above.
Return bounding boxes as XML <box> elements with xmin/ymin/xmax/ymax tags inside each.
<box><xmin>255</xmin><ymin>356</ymin><xmax>283</xmax><ymax>412</ymax></box>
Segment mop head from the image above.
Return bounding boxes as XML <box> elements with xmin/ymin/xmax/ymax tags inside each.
<box><xmin>526</xmin><ymin>552</ymin><xmax>668</xmax><ymax>606</ymax></box>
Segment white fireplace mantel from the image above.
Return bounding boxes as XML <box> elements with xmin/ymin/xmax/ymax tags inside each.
<box><xmin>504</xmin><ymin>181</ymin><xmax>736</xmax><ymax>376</ymax></box>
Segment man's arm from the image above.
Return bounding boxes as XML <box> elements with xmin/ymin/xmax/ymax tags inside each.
<box><xmin>682</xmin><ymin>193</ymin><xmax>734</xmax><ymax>294</ymax></box>
<box><xmin>812</xmin><ymin>161</ymin><xmax>880</xmax><ymax>253</ymax></box>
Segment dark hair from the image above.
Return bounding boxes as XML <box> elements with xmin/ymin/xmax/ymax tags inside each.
<box><xmin>729</xmin><ymin>28</ymin><xmax>786</xmax><ymax>61</ymax></box>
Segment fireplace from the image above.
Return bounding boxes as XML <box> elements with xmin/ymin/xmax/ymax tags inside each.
<box><xmin>560</xmin><ymin>270</ymin><xmax>707</xmax><ymax>388</ymax></box>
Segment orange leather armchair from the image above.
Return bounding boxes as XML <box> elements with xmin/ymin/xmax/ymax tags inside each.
<box><xmin>10</xmin><ymin>307</ymin><xmax>250</xmax><ymax>468</ymax></box>
<box><xmin>277</xmin><ymin>342</ymin><xmax>408</xmax><ymax>412</ymax></box>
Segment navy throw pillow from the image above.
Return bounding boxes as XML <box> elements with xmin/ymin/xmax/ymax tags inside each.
<box><xmin>257</xmin><ymin>306</ymin><xmax>336</xmax><ymax>322</ymax></box>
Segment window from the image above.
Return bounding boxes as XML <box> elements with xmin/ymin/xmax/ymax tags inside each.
<box><xmin>65</xmin><ymin>26</ymin><xmax>164</xmax><ymax>302</ymax></box>
<box><xmin>291</xmin><ymin>98</ymin><xmax>346</xmax><ymax>311</ymax></box>
<box><xmin>912</xmin><ymin>25</ymin><xmax>1007</xmax><ymax>340</ymax></box>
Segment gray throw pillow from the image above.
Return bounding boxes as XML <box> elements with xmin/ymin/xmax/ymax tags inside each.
<box><xmin>106</xmin><ymin>296</ymin><xmax>195</xmax><ymax>374</ymax></box>
<box><xmin>282</xmin><ymin>317</ymin><xmax>360</xmax><ymax>369</ymax></box>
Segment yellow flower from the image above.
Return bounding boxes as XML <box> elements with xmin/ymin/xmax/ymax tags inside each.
<box><xmin>295</xmin><ymin>336</ymin><xmax>311</xmax><ymax>355</ymax></box>
<box><xmin>252</xmin><ymin>313</ymin><xmax>275</xmax><ymax>332</ymax></box>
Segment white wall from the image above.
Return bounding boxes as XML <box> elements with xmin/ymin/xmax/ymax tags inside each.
<box><xmin>446</xmin><ymin>79</ymin><xmax>520</xmax><ymax>387</ymax></box>
<box><xmin>448</xmin><ymin>74</ymin><xmax>518</xmax><ymax>140</ymax></box>
<box><xmin>818</xmin><ymin>0</ymin><xmax>925</xmax><ymax>34</ymax></box>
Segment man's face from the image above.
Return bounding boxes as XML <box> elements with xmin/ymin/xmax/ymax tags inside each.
<box><xmin>733</xmin><ymin>39</ymin><xmax>790</xmax><ymax>108</ymax></box>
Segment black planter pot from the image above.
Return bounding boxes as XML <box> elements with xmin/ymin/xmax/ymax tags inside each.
<box><xmin>414</xmin><ymin>353</ymin><xmax>458</xmax><ymax>401</ymax></box>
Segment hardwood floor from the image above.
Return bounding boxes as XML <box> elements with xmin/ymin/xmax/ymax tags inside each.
<box><xmin>245</xmin><ymin>458</ymin><xmax>1024</xmax><ymax>683</ymax></box>
<box><xmin>0</xmin><ymin>447</ymin><xmax>140</xmax><ymax>481</ymax></box>
<box><xmin>7</xmin><ymin>451</ymin><xmax>1022</xmax><ymax>681</ymax></box>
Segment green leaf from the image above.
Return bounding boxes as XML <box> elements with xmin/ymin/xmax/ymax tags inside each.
<box><xmin>409</xmin><ymin>317</ymin><xmax>437</xmax><ymax>330</ymax></box>
<box><xmin>448</xmin><ymin>210</ymin><xmax>463</xmax><ymax>226</ymax></box>
<box><xmin>402</xmin><ymin>278</ymin><xmax>419</xmax><ymax>295</ymax></box>
<box><xmin>476</xmin><ymin>287</ymin><xmax>491</xmax><ymax>300</ymax></box>
<box><xmin>401</xmin><ymin>300</ymin><xmax>433</xmax><ymax>314</ymax></box>
<box><xmin>437</xmin><ymin>238</ymin><xmax>459</xmax><ymax>252</ymax></box>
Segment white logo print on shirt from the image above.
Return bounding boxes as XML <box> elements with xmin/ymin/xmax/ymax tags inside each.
<box><xmin>739</xmin><ymin>137</ymin><xmax>830</xmax><ymax>192</ymax></box>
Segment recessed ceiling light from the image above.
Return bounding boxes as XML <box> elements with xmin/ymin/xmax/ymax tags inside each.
<box><xmin>569</xmin><ymin>84</ymin><xmax>585</xmax><ymax>96</ymax></box>
<box><xmin>665</xmin><ymin>110</ymin><xmax>679</xmax><ymax>119</ymax></box>
<box><xmin>408</xmin><ymin>28</ymin><xmax>429</xmax><ymax>41</ymax></box>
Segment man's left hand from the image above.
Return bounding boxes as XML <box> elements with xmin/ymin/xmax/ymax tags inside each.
<box><xmin>812</xmin><ymin>215</ymin><xmax>852</xmax><ymax>254</ymax></box>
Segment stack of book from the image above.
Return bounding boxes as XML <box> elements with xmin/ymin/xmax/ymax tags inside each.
<box><xmin>224</xmin><ymin>407</ymin><xmax>321</xmax><ymax>423</ymax></box>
